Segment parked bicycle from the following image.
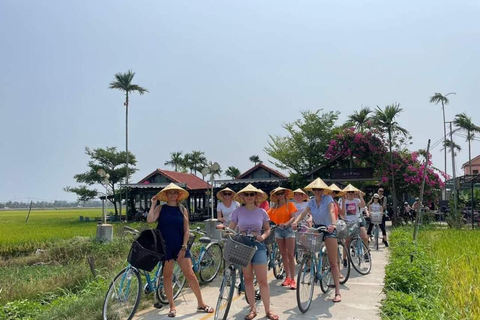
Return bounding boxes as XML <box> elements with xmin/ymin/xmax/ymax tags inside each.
<box><xmin>347</xmin><ymin>219</ymin><xmax>372</xmax><ymax>275</ymax></box>
<box><xmin>295</xmin><ymin>226</ymin><xmax>333</xmax><ymax>313</ymax></box>
<box><xmin>188</xmin><ymin>226</ymin><xmax>223</xmax><ymax>283</ymax></box>
<box><xmin>265</xmin><ymin>222</ymin><xmax>284</xmax><ymax>279</ymax></box>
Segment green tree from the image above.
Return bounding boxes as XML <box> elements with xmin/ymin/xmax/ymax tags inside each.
<box><xmin>346</xmin><ymin>106</ymin><xmax>372</xmax><ymax>131</ymax></box>
<box><xmin>184</xmin><ymin>150</ymin><xmax>207</xmax><ymax>176</ymax></box>
<box><xmin>441</xmin><ymin>139</ymin><xmax>462</xmax><ymax>156</ymax></box>
<box><xmin>64</xmin><ymin>147</ymin><xmax>137</xmax><ymax>216</ymax></box>
<box><xmin>374</xmin><ymin>103</ymin><xmax>409</xmax><ymax>224</ymax></box>
<box><xmin>109</xmin><ymin>70</ymin><xmax>148</xmax><ymax>219</ymax></box>
<box><xmin>430</xmin><ymin>92</ymin><xmax>455</xmax><ymax>198</ymax></box>
<box><xmin>225</xmin><ymin>166</ymin><xmax>241</xmax><ymax>179</ymax></box>
<box><xmin>249</xmin><ymin>155</ymin><xmax>262</xmax><ymax>165</ymax></box>
<box><xmin>164</xmin><ymin>151</ymin><xmax>184</xmax><ymax>172</ymax></box>
<box><xmin>265</xmin><ymin>109</ymin><xmax>339</xmax><ymax>174</ymax></box>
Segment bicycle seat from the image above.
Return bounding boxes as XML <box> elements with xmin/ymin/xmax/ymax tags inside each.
<box><xmin>199</xmin><ymin>236</ymin><xmax>211</xmax><ymax>244</ymax></box>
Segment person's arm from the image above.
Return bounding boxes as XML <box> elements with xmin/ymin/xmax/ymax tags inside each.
<box><xmin>177</xmin><ymin>206</ymin><xmax>190</xmax><ymax>260</ymax></box>
<box><xmin>358</xmin><ymin>192</ymin><xmax>365</xmax><ymax>208</ymax></box>
<box><xmin>258</xmin><ymin>220</ymin><xmax>270</xmax><ymax>242</ymax></box>
<box><xmin>147</xmin><ymin>196</ymin><xmax>161</xmax><ymax>223</ymax></box>
<box><xmin>285</xmin><ymin>203</ymin><xmax>297</xmax><ymax>228</ymax></box>
<box><xmin>217</xmin><ymin>209</ymin><xmax>224</xmax><ymax>222</ymax></box>
<box><xmin>292</xmin><ymin>206</ymin><xmax>311</xmax><ymax>227</ymax></box>
<box><xmin>328</xmin><ymin>202</ymin><xmax>336</xmax><ymax>232</ymax></box>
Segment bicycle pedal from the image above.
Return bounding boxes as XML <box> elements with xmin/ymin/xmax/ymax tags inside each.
<box><xmin>153</xmin><ymin>302</ymin><xmax>163</xmax><ymax>309</ymax></box>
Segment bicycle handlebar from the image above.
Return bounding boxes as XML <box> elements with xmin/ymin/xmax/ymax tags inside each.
<box><xmin>123</xmin><ymin>226</ymin><xmax>140</xmax><ymax>235</ymax></box>
<box><xmin>302</xmin><ymin>226</ymin><xmax>329</xmax><ymax>233</ymax></box>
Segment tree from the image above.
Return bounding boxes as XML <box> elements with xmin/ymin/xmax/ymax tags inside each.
<box><xmin>347</xmin><ymin>106</ymin><xmax>372</xmax><ymax>131</ymax></box>
<box><xmin>441</xmin><ymin>139</ymin><xmax>462</xmax><ymax>156</ymax></box>
<box><xmin>109</xmin><ymin>70</ymin><xmax>148</xmax><ymax>218</ymax></box>
<box><xmin>225</xmin><ymin>166</ymin><xmax>241</xmax><ymax>179</ymax></box>
<box><xmin>249</xmin><ymin>155</ymin><xmax>262</xmax><ymax>165</ymax></box>
<box><xmin>184</xmin><ymin>150</ymin><xmax>208</xmax><ymax>176</ymax></box>
<box><xmin>430</xmin><ymin>92</ymin><xmax>455</xmax><ymax>199</ymax></box>
<box><xmin>65</xmin><ymin>147</ymin><xmax>137</xmax><ymax>216</ymax></box>
<box><xmin>373</xmin><ymin>103</ymin><xmax>409</xmax><ymax>224</ymax></box>
<box><xmin>164</xmin><ymin>151</ymin><xmax>184</xmax><ymax>172</ymax></box>
<box><xmin>265</xmin><ymin>109</ymin><xmax>340</xmax><ymax>174</ymax></box>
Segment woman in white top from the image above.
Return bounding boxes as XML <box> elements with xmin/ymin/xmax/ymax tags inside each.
<box><xmin>367</xmin><ymin>193</ymin><xmax>388</xmax><ymax>246</ymax></box>
<box><xmin>216</xmin><ymin>187</ymin><xmax>240</xmax><ymax>224</ymax></box>
<box><xmin>291</xmin><ymin>188</ymin><xmax>311</xmax><ymax>227</ymax></box>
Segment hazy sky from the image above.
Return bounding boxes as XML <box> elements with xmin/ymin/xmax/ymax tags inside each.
<box><xmin>1</xmin><ymin>0</ymin><xmax>479</xmax><ymax>202</ymax></box>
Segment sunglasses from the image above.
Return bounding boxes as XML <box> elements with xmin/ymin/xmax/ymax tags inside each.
<box><xmin>275</xmin><ymin>191</ymin><xmax>285</xmax><ymax>196</ymax></box>
<box><xmin>312</xmin><ymin>188</ymin><xmax>324</xmax><ymax>192</ymax></box>
<box><xmin>347</xmin><ymin>191</ymin><xmax>355</xmax><ymax>194</ymax></box>
<box><xmin>223</xmin><ymin>192</ymin><xmax>232</xmax><ymax>196</ymax></box>
<box><xmin>378</xmin><ymin>190</ymin><xmax>384</xmax><ymax>192</ymax></box>
<box><xmin>166</xmin><ymin>191</ymin><xmax>179</xmax><ymax>195</ymax></box>
<box><xmin>243</xmin><ymin>192</ymin><xmax>256</xmax><ymax>197</ymax></box>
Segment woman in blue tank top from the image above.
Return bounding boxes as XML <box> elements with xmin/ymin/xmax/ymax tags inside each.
<box><xmin>148</xmin><ymin>183</ymin><xmax>213</xmax><ymax>317</ymax></box>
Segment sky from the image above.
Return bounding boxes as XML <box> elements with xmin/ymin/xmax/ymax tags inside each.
<box><xmin>1</xmin><ymin>0</ymin><xmax>479</xmax><ymax>203</ymax></box>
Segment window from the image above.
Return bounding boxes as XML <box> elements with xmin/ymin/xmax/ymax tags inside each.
<box><xmin>473</xmin><ymin>170</ymin><xmax>479</xmax><ymax>174</ymax></box>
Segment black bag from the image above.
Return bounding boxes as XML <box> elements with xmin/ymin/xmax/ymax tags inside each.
<box><xmin>127</xmin><ymin>229</ymin><xmax>166</xmax><ymax>272</ymax></box>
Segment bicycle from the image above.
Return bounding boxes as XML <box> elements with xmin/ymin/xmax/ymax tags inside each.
<box><xmin>265</xmin><ymin>223</ymin><xmax>284</xmax><ymax>279</ymax></box>
<box><xmin>188</xmin><ymin>226</ymin><xmax>223</xmax><ymax>283</ymax></box>
<box><xmin>346</xmin><ymin>219</ymin><xmax>372</xmax><ymax>275</ymax></box>
<box><xmin>369</xmin><ymin>213</ymin><xmax>383</xmax><ymax>251</ymax></box>
<box><xmin>295</xmin><ymin>226</ymin><xmax>333</xmax><ymax>313</ymax></box>
<box><xmin>214</xmin><ymin>227</ymin><xmax>260</xmax><ymax>320</ymax></box>
<box><xmin>102</xmin><ymin>226</ymin><xmax>186</xmax><ymax>320</ymax></box>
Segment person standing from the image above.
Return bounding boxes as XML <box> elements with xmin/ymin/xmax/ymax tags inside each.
<box><xmin>216</xmin><ymin>187</ymin><xmax>240</xmax><ymax>225</ymax></box>
<box><xmin>268</xmin><ymin>187</ymin><xmax>298</xmax><ymax>289</ymax></box>
<box><xmin>291</xmin><ymin>188</ymin><xmax>311</xmax><ymax>229</ymax></box>
<box><xmin>292</xmin><ymin>178</ymin><xmax>342</xmax><ymax>303</ymax></box>
<box><xmin>147</xmin><ymin>183</ymin><xmax>213</xmax><ymax>317</ymax></box>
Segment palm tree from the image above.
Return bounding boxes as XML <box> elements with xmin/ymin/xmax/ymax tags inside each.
<box><xmin>185</xmin><ymin>151</ymin><xmax>207</xmax><ymax>176</ymax></box>
<box><xmin>430</xmin><ymin>92</ymin><xmax>455</xmax><ymax>199</ymax></box>
<box><xmin>374</xmin><ymin>103</ymin><xmax>409</xmax><ymax>224</ymax></box>
<box><xmin>225</xmin><ymin>166</ymin><xmax>241</xmax><ymax>179</ymax></box>
<box><xmin>164</xmin><ymin>151</ymin><xmax>184</xmax><ymax>171</ymax></box>
<box><xmin>347</xmin><ymin>106</ymin><xmax>372</xmax><ymax>131</ymax></box>
<box><xmin>109</xmin><ymin>70</ymin><xmax>148</xmax><ymax>220</ymax></box>
<box><xmin>454</xmin><ymin>112</ymin><xmax>480</xmax><ymax>227</ymax></box>
<box><xmin>441</xmin><ymin>139</ymin><xmax>462</xmax><ymax>156</ymax></box>
<box><xmin>249</xmin><ymin>155</ymin><xmax>261</xmax><ymax>165</ymax></box>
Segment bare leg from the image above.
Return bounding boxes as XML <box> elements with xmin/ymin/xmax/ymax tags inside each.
<box><xmin>276</xmin><ymin>238</ymin><xmax>290</xmax><ymax>279</ymax></box>
<box><xmin>253</xmin><ymin>264</ymin><xmax>276</xmax><ymax>315</ymax></box>
<box><xmin>176</xmin><ymin>256</ymin><xmax>208</xmax><ymax>308</ymax></box>
<box><xmin>325</xmin><ymin>238</ymin><xmax>341</xmax><ymax>297</ymax></box>
<box><xmin>242</xmin><ymin>263</ymin><xmax>256</xmax><ymax>312</ymax></box>
<box><xmin>162</xmin><ymin>260</ymin><xmax>175</xmax><ymax>310</ymax></box>
<box><xmin>285</xmin><ymin>237</ymin><xmax>296</xmax><ymax>281</ymax></box>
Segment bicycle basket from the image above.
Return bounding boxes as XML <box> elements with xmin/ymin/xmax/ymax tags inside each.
<box><xmin>370</xmin><ymin>213</ymin><xmax>383</xmax><ymax>224</ymax></box>
<box><xmin>127</xmin><ymin>229</ymin><xmax>165</xmax><ymax>272</ymax></box>
<box><xmin>346</xmin><ymin>221</ymin><xmax>360</xmax><ymax>237</ymax></box>
<box><xmin>336</xmin><ymin>220</ymin><xmax>348</xmax><ymax>240</ymax></box>
<box><xmin>295</xmin><ymin>231</ymin><xmax>323</xmax><ymax>253</ymax></box>
<box><xmin>223</xmin><ymin>236</ymin><xmax>257</xmax><ymax>267</ymax></box>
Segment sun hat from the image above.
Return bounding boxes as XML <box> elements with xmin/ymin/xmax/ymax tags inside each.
<box><xmin>342</xmin><ymin>184</ymin><xmax>366</xmax><ymax>196</ymax></box>
<box><xmin>373</xmin><ymin>193</ymin><xmax>380</xmax><ymax>199</ymax></box>
<box><xmin>156</xmin><ymin>183</ymin><xmax>189</xmax><ymax>202</ymax></box>
<box><xmin>216</xmin><ymin>187</ymin><xmax>236</xmax><ymax>201</ymax></box>
<box><xmin>304</xmin><ymin>178</ymin><xmax>332</xmax><ymax>194</ymax></box>
<box><xmin>270</xmin><ymin>187</ymin><xmax>293</xmax><ymax>203</ymax></box>
<box><xmin>292</xmin><ymin>188</ymin><xmax>309</xmax><ymax>201</ymax></box>
<box><xmin>329</xmin><ymin>184</ymin><xmax>346</xmax><ymax>197</ymax></box>
<box><xmin>234</xmin><ymin>184</ymin><xmax>268</xmax><ymax>204</ymax></box>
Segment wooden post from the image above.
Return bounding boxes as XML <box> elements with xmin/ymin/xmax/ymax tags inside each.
<box><xmin>25</xmin><ymin>201</ymin><xmax>33</xmax><ymax>223</ymax></box>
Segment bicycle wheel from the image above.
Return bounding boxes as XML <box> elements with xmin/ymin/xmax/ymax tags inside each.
<box><xmin>214</xmin><ymin>267</ymin><xmax>236</xmax><ymax>320</ymax></box>
<box><xmin>349</xmin><ymin>239</ymin><xmax>372</xmax><ymax>275</ymax></box>
<box><xmin>199</xmin><ymin>242</ymin><xmax>223</xmax><ymax>283</ymax></box>
<box><xmin>319</xmin><ymin>253</ymin><xmax>332</xmax><ymax>293</ymax></box>
<box><xmin>156</xmin><ymin>261</ymin><xmax>186</xmax><ymax>304</ymax></box>
<box><xmin>272</xmin><ymin>246</ymin><xmax>284</xmax><ymax>280</ymax></box>
<box><xmin>337</xmin><ymin>242</ymin><xmax>350</xmax><ymax>285</ymax></box>
<box><xmin>102</xmin><ymin>267</ymin><xmax>141</xmax><ymax>320</ymax></box>
<box><xmin>296</xmin><ymin>255</ymin><xmax>315</xmax><ymax>313</ymax></box>
<box><xmin>375</xmin><ymin>225</ymin><xmax>379</xmax><ymax>251</ymax></box>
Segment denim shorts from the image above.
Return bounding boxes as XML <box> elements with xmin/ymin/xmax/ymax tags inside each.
<box><xmin>275</xmin><ymin>227</ymin><xmax>295</xmax><ymax>239</ymax></box>
<box><xmin>251</xmin><ymin>242</ymin><xmax>267</xmax><ymax>265</ymax></box>
<box><xmin>313</xmin><ymin>224</ymin><xmax>337</xmax><ymax>239</ymax></box>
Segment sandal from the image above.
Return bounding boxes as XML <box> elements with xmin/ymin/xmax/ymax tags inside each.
<box><xmin>197</xmin><ymin>305</ymin><xmax>214</xmax><ymax>313</ymax></box>
<box><xmin>245</xmin><ymin>309</ymin><xmax>257</xmax><ymax>320</ymax></box>
<box><xmin>266</xmin><ymin>310</ymin><xmax>279</xmax><ymax>320</ymax></box>
<box><xmin>167</xmin><ymin>309</ymin><xmax>176</xmax><ymax>317</ymax></box>
<box><xmin>333</xmin><ymin>293</ymin><xmax>342</xmax><ymax>303</ymax></box>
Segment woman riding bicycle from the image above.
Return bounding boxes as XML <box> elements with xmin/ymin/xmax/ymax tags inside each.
<box><xmin>292</xmin><ymin>178</ymin><xmax>342</xmax><ymax>303</ymax></box>
<box><xmin>147</xmin><ymin>183</ymin><xmax>214</xmax><ymax>317</ymax></box>
<box><xmin>218</xmin><ymin>184</ymin><xmax>279</xmax><ymax>320</ymax></box>
<box><xmin>267</xmin><ymin>187</ymin><xmax>298</xmax><ymax>289</ymax></box>
<box><xmin>367</xmin><ymin>193</ymin><xmax>388</xmax><ymax>247</ymax></box>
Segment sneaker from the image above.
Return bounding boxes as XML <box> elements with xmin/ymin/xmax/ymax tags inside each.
<box><xmin>282</xmin><ymin>277</ymin><xmax>292</xmax><ymax>286</ymax></box>
<box><xmin>289</xmin><ymin>279</ymin><xmax>297</xmax><ymax>290</ymax></box>
<box><xmin>364</xmin><ymin>253</ymin><xmax>370</xmax><ymax>262</ymax></box>
<box><xmin>343</xmin><ymin>259</ymin><xmax>348</xmax><ymax>268</ymax></box>
<box><xmin>384</xmin><ymin>240</ymin><xmax>389</xmax><ymax>247</ymax></box>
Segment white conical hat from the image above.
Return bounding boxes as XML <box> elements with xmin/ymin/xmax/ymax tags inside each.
<box><xmin>304</xmin><ymin>178</ymin><xmax>332</xmax><ymax>194</ymax></box>
<box><xmin>156</xmin><ymin>183</ymin><xmax>189</xmax><ymax>202</ymax></box>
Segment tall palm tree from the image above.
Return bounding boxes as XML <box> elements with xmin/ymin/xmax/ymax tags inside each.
<box><xmin>441</xmin><ymin>139</ymin><xmax>462</xmax><ymax>156</ymax></box>
<box><xmin>430</xmin><ymin>92</ymin><xmax>455</xmax><ymax>199</ymax></box>
<box><xmin>164</xmin><ymin>151</ymin><xmax>184</xmax><ymax>172</ymax></box>
<box><xmin>185</xmin><ymin>150</ymin><xmax>207</xmax><ymax>176</ymax></box>
<box><xmin>109</xmin><ymin>70</ymin><xmax>148</xmax><ymax>220</ymax></box>
<box><xmin>347</xmin><ymin>106</ymin><xmax>372</xmax><ymax>131</ymax></box>
<box><xmin>454</xmin><ymin>112</ymin><xmax>480</xmax><ymax>227</ymax></box>
<box><xmin>225</xmin><ymin>166</ymin><xmax>241</xmax><ymax>179</ymax></box>
<box><xmin>374</xmin><ymin>103</ymin><xmax>409</xmax><ymax>224</ymax></box>
<box><xmin>249</xmin><ymin>155</ymin><xmax>261</xmax><ymax>165</ymax></box>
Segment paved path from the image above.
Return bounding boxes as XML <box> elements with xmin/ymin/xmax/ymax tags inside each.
<box><xmin>133</xmin><ymin>236</ymin><xmax>388</xmax><ymax>320</ymax></box>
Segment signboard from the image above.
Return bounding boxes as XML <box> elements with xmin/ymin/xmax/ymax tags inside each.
<box><xmin>330</xmin><ymin>168</ymin><xmax>373</xmax><ymax>180</ymax></box>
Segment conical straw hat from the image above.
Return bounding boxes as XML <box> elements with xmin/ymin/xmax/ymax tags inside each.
<box><xmin>156</xmin><ymin>183</ymin><xmax>189</xmax><ymax>202</ymax></box>
<box><xmin>304</xmin><ymin>178</ymin><xmax>332</xmax><ymax>194</ymax></box>
<box><xmin>270</xmin><ymin>187</ymin><xmax>293</xmax><ymax>203</ymax></box>
<box><xmin>216</xmin><ymin>187</ymin><xmax>236</xmax><ymax>201</ymax></box>
<box><xmin>329</xmin><ymin>184</ymin><xmax>346</xmax><ymax>197</ymax></box>
<box><xmin>234</xmin><ymin>184</ymin><xmax>268</xmax><ymax>204</ymax></box>
<box><xmin>292</xmin><ymin>188</ymin><xmax>309</xmax><ymax>201</ymax></box>
<box><xmin>341</xmin><ymin>184</ymin><xmax>365</xmax><ymax>196</ymax></box>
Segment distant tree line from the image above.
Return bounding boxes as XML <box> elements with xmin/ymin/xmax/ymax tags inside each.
<box><xmin>0</xmin><ymin>200</ymin><xmax>109</xmax><ymax>209</ymax></box>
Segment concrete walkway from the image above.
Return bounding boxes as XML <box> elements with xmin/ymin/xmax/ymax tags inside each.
<box><xmin>133</xmin><ymin>235</ymin><xmax>388</xmax><ymax>320</ymax></box>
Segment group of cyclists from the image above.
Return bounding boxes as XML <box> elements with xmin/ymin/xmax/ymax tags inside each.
<box><xmin>147</xmin><ymin>178</ymin><xmax>389</xmax><ymax>320</ymax></box>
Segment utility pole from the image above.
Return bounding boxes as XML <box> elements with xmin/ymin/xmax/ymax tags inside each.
<box><xmin>448</xmin><ymin>122</ymin><xmax>458</xmax><ymax>216</ymax></box>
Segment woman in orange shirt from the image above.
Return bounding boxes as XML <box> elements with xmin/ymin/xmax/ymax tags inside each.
<box><xmin>267</xmin><ymin>187</ymin><xmax>297</xmax><ymax>289</ymax></box>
